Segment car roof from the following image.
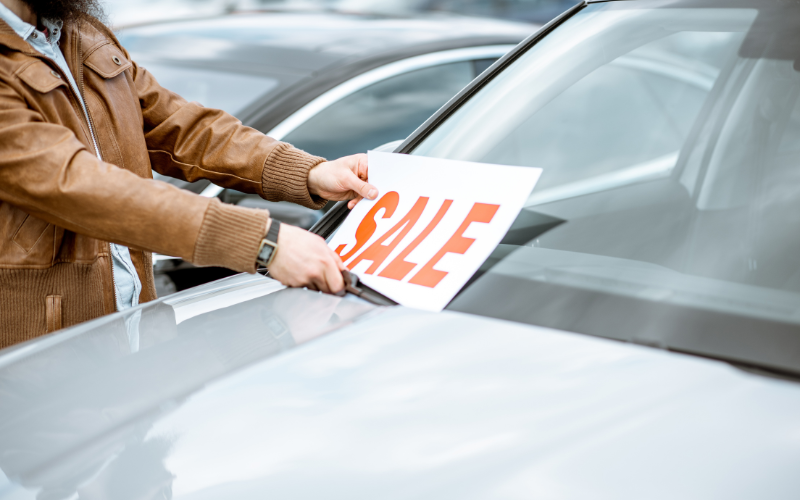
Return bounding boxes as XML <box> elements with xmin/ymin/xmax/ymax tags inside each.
<box><xmin>117</xmin><ymin>10</ymin><xmax>535</xmax><ymax>128</ymax></box>
<box><xmin>117</xmin><ymin>10</ymin><xmax>534</xmax><ymax>62</ymax></box>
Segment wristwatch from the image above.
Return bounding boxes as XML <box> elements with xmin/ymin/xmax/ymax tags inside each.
<box><xmin>256</xmin><ymin>220</ymin><xmax>281</xmax><ymax>268</ymax></box>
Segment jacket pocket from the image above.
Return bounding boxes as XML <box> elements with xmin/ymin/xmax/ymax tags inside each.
<box><xmin>46</xmin><ymin>295</ymin><xmax>62</xmax><ymax>333</ymax></box>
<box><xmin>0</xmin><ymin>204</ymin><xmax>59</xmax><ymax>267</ymax></box>
<box><xmin>12</xmin><ymin>214</ymin><xmax>51</xmax><ymax>253</ymax></box>
<box><xmin>16</xmin><ymin>61</ymin><xmax>69</xmax><ymax>93</ymax></box>
<box><xmin>82</xmin><ymin>43</ymin><xmax>152</xmax><ymax>177</ymax></box>
<box><xmin>84</xmin><ymin>43</ymin><xmax>132</xmax><ymax>79</ymax></box>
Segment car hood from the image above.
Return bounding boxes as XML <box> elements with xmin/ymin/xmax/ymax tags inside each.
<box><xmin>1</xmin><ymin>274</ymin><xmax>799</xmax><ymax>499</ymax></box>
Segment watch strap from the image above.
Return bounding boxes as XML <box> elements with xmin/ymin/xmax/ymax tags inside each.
<box><xmin>257</xmin><ymin>220</ymin><xmax>281</xmax><ymax>268</ymax></box>
<box><xmin>266</xmin><ymin>219</ymin><xmax>281</xmax><ymax>244</ymax></box>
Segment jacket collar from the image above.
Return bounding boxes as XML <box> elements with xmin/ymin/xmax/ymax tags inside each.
<box><xmin>0</xmin><ymin>1</ymin><xmax>36</xmax><ymax>40</ymax></box>
<box><xmin>0</xmin><ymin>17</ymin><xmax>37</xmax><ymax>55</ymax></box>
<box><xmin>0</xmin><ymin>6</ymin><xmax>66</xmax><ymax>57</ymax></box>
<box><xmin>0</xmin><ymin>15</ymin><xmax>83</xmax><ymax>79</ymax></box>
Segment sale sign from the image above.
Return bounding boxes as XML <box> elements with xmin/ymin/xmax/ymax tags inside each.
<box><xmin>329</xmin><ymin>152</ymin><xmax>542</xmax><ymax>311</ymax></box>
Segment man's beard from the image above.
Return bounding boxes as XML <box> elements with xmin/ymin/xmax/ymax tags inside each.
<box><xmin>22</xmin><ymin>0</ymin><xmax>105</xmax><ymax>22</ymax></box>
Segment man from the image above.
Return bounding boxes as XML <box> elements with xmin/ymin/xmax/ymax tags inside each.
<box><xmin>0</xmin><ymin>0</ymin><xmax>379</xmax><ymax>348</ymax></box>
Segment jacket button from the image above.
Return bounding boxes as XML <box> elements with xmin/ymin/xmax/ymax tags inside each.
<box><xmin>50</xmin><ymin>70</ymin><xmax>61</xmax><ymax>79</ymax></box>
<box><xmin>112</xmin><ymin>56</ymin><xmax>122</xmax><ymax>66</ymax></box>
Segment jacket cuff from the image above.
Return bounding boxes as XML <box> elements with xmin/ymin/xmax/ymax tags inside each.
<box><xmin>192</xmin><ymin>198</ymin><xmax>271</xmax><ymax>273</ymax></box>
<box><xmin>262</xmin><ymin>143</ymin><xmax>327</xmax><ymax>210</ymax></box>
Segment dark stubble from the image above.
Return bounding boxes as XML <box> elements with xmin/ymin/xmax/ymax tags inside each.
<box><xmin>22</xmin><ymin>0</ymin><xmax>105</xmax><ymax>22</ymax></box>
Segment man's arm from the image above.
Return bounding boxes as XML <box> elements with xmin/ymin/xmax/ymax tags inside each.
<box><xmin>130</xmin><ymin>57</ymin><xmax>328</xmax><ymax>209</ymax></box>
<box><xmin>0</xmin><ymin>78</ymin><xmax>268</xmax><ymax>273</ymax></box>
<box><xmin>128</xmin><ymin>52</ymin><xmax>379</xmax><ymax>211</ymax></box>
<box><xmin>0</xmin><ymin>77</ymin><xmax>354</xmax><ymax>292</ymax></box>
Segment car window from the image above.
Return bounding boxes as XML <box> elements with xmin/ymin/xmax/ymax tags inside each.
<box><xmin>137</xmin><ymin>62</ymin><xmax>280</xmax><ymax>116</ymax></box>
<box><xmin>281</xmin><ymin>61</ymin><xmax>477</xmax><ymax>160</ymax></box>
<box><xmin>472</xmin><ymin>58</ymin><xmax>496</xmax><ymax>76</ymax></box>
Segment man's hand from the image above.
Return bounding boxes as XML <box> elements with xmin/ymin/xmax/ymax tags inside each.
<box><xmin>308</xmin><ymin>153</ymin><xmax>378</xmax><ymax>209</ymax></box>
<box><xmin>268</xmin><ymin>223</ymin><xmax>345</xmax><ymax>294</ymax></box>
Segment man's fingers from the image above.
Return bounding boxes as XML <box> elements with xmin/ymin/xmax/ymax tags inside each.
<box><xmin>335</xmin><ymin>253</ymin><xmax>346</xmax><ymax>271</ymax></box>
<box><xmin>324</xmin><ymin>258</ymin><xmax>345</xmax><ymax>294</ymax></box>
<box><xmin>308</xmin><ymin>278</ymin><xmax>325</xmax><ymax>293</ymax></box>
<box><xmin>356</xmin><ymin>154</ymin><xmax>369</xmax><ymax>181</ymax></box>
<box><xmin>344</xmin><ymin>175</ymin><xmax>377</xmax><ymax>201</ymax></box>
<box><xmin>341</xmin><ymin>160</ymin><xmax>377</xmax><ymax>200</ymax></box>
<box><xmin>363</xmin><ymin>183</ymin><xmax>378</xmax><ymax>200</ymax></box>
<box><xmin>271</xmin><ymin>223</ymin><xmax>348</xmax><ymax>295</ymax></box>
<box><xmin>348</xmin><ymin>196</ymin><xmax>362</xmax><ymax>209</ymax></box>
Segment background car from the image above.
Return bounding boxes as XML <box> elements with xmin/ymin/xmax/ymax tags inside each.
<box><xmin>3</xmin><ymin>0</ymin><xmax>800</xmax><ymax>498</ymax></box>
<box><xmin>104</xmin><ymin>0</ymin><xmax>571</xmax><ymax>27</ymax></box>
<box><xmin>250</xmin><ymin>0</ymin><xmax>575</xmax><ymax>24</ymax></box>
<box><xmin>115</xmin><ymin>12</ymin><xmax>533</xmax><ymax>294</ymax></box>
<box><xmin>104</xmin><ymin>0</ymin><xmax>229</xmax><ymax>26</ymax></box>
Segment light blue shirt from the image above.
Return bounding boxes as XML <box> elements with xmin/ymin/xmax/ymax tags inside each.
<box><xmin>0</xmin><ymin>4</ymin><xmax>142</xmax><ymax>311</ymax></box>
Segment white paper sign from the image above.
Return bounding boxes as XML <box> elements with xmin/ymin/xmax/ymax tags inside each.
<box><xmin>329</xmin><ymin>151</ymin><xmax>542</xmax><ymax>311</ymax></box>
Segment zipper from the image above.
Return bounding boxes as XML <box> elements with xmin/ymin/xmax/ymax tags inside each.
<box><xmin>75</xmin><ymin>31</ymin><xmax>101</xmax><ymax>159</ymax></box>
<box><xmin>72</xmin><ymin>32</ymin><xmax>117</xmax><ymax>310</ymax></box>
<box><xmin>63</xmin><ymin>62</ymin><xmax>118</xmax><ymax>309</ymax></box>
<box><xmin>75</xmin><ymin>32</ymin><xmax>117</xmax><ymax>310</ymax></box>
<box><xmin>55</xmin><ymin>30</ymin><xmax>116</xmax><ymax>309</ymax></box>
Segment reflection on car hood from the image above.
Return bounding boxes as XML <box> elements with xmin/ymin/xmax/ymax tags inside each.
<box><xmin>1</xmin><ymin>274</ymin><xmax>800</xmax><ymax>498</ymax></box>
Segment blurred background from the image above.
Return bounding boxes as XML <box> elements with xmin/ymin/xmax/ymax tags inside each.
<box><xmin>103</xmin><ymin>0</ymin><xmax>574</xmax><ymax>27</ymax></box>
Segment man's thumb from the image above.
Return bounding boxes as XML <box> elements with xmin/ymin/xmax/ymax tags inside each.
<box><xmin>348</xmin><ymin>174</ymin><xmax>378</xmax><ymax>200</ymax></box>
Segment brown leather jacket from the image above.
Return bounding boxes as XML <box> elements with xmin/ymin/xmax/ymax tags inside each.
<box><xmin>0</xmin><ymin>17</ymin><xmax>326</xmax><ymax>348</ymax></box>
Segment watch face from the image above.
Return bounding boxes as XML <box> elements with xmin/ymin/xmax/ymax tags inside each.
<box><xmin>258</xmin><ymin>240</ymin><xmax>277</xmax><ymax>266</ymax></box>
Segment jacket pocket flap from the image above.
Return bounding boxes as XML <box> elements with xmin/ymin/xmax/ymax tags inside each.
<box><xmin>17</xmin><ymin>62</ymin><xmax>68</xmax><ymax>93</ymax></box>
<box><xmin>84</xmin><ymin>43</ymin><xmax>131</xmax><ymax>79</ymax></box>
<box><xmin>12</xmin><ymin>213</ymin><xmax>51</xmax><ymax>253</ymax></box>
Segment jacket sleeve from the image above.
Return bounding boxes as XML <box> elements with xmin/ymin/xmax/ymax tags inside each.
<box><xmin>0</xmin><ymin>79</ymin><xmax>270</xmax><ymax>273</ymax></box>
<box><xmin>130</xmin><ymin>56</ymin><xmax>327</xmax><ymax>210</ymax></box>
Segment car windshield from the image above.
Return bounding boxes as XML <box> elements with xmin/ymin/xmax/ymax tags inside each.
<box><xmin>411</xmin><ymin>0</ymin><xmax>800</xmax><ymax>372</ymax></box>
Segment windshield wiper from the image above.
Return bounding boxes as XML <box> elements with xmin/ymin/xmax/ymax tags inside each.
<box><xmin>339</xmin><ymin>270</ymin><xmax>397</xmax><ymax>306</ymax></box>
